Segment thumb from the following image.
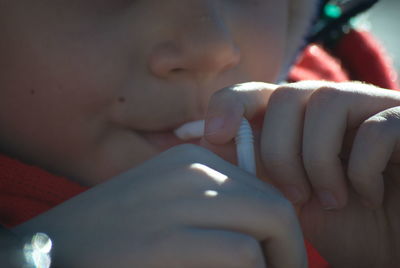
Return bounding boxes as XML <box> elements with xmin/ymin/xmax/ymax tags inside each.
<box><xmin>204</xmin><ymin>82</ymin><xmax>277</xmax><ymax>144</ymax></box>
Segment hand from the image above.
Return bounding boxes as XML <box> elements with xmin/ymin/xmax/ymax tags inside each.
<box><xmin>203</xmin><ymin>81</ymin><xmax>400</xmax><ymax>267</ymax></box>
<box><xmin>13</xmin><ymin>145</ymin><xmax>306</xmax><ymax>268</ymax></box>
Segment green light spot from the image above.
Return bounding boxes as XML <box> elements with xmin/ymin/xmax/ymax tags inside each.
<box><xmin>324</xmin><ymin>4</ymin><xmax>342</xmax><ymax>19</ymax></box>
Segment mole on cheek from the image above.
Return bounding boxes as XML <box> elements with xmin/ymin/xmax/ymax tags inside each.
<box><xmin>30</xmin><ymin>89</ymin><xmax>36</xmax><ymax>95</ymax></box>
<box><xmin>118</xmin><ymin>96</ymin><xmax>126</xmax><ymax>103</ymax></box>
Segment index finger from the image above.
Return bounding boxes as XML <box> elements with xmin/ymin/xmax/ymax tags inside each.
<box><xmin>204</xmin><ymin>82</ymin><xmax>278</xmax><ymax>144</ymax></box>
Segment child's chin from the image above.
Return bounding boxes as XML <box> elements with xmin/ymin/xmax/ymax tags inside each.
<box><xmin>139</xmin><ymin>130</ymin><xmax>201</xmax><ymax>152</ymax></box>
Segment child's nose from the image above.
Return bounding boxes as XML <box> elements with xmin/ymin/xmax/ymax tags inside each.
<box><xmin>148</xmin><ymin>13</ymin><xmax>241</xmax><ymax>81</ymax></box>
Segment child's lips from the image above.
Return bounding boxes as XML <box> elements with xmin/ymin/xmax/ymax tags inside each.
<box><xmin>139</xmin><ymin>130</ymin><xmax>201</xmax><ymax>152</ymax></box>
<box><xmin>136</xmin><ymin>119</ymin><xmax>204</xmax><ymax>151</ymax></box>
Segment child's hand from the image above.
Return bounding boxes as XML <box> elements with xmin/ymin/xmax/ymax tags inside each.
<box><xmin>203</xmin><ymin>81</ymin><xmax>400</xmax><ymax>266</ymax></box>
<box><xmin>13</xmin><ymin>145</ymin><xmax>307</xmax><ymax>268</ymax></box>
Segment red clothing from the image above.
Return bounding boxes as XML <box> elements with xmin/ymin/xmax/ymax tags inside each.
<box><xmin>0</xmin><ymin>30</ymin><xmax>398</xmax><ymax>267</ymax></box>
<box><xmin>290</xmin><ymin>29</ymin><xmax>398</xmax><ymax>89</ymax></box>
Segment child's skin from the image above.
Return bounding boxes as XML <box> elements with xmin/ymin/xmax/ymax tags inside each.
<box><xmin>0</xmin><ymin>0</ymin><xmax>287</xmax><ymax>185</ymax></box>
<box><xmin>1</xmin><ymin>0</ymin><xmax>399</xmax><ymax>267</ymax></box>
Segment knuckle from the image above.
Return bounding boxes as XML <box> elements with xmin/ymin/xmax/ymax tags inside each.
<box><xmin>272</xmin><ymin>197</ymin><xmax>297</xmax><ymax>222</ymax></box>
<box><xmin>347</xmin><ymin>166</ymin><xmax>368</xmax><ymax>184</ymax></box>
<box><xmin>270</xmin><ymin>81</ymin><xmax>321</xmax><ymax>102</ymax></box>
<box><xmin>166</xmin><ymin>163</ymin><xmax>202</xmax><ymax>183</ymax></box>
<box><xmin>272</xmin><ymin>202</ymin><xmax>299</xmax><ymax>235</ymax></box>
<box><xmin>270</xmin><ymin>85</ymin><xmax>299</xmax><ymax>102</ymax></box>
<box><xmin>360</xmin><ymin>117</ymin><xmax>386</xmax><ymax>137</ymax></box>
<box><xmin>146</xmin><ymin>229</ymin><xmax>184</xmax><ymax>264</ymax></box>
<box><xmin>364</xmin><ymin>112</ymin><xmax>400</xmax><ymax>136</ymax></box>
<box><xmin>302</xmin><ymin>152</ymin><xmax>331</xmax><ymax>171</ymax></box>
<box><xmin>314</xmin><ymin>85</ymin><xmax>342</xmax><ymax>98</ymax></box>
<box><xmin>303</xmin><ymin>161</ymin><xmax>330</xmax><ymax>180</ymax></box>
<box><xmin>308</xmin><ymin>86</ymin><xmax>342</xmax><ymax>109</ymax></box>
<box><xmin>381</xmin><ymin>116</ymin><xmax>400</xmax><ymax>134</ymax></box>
<box><xmin>166</xmin><ymin>162</ymin><xmax>229</xmax><ymax>190</ymax></box>
<box><xmin>255</xmin><ymin>192</ymin><xmax>297</xmax><ymax>229</ymax></box>
<box><xmin>347</xmin><ymin>172</ymin><xmax>376</xmax><ymax>195</ymax></box>
<box><xmin>188</xmin><ymin>163</ymin><xmax>229</xmax><ymax>183</ymax></box>
<box><xmin>232</xmin><ymin>237</ymin><xmax>262</xmax><ymax>267</ymax></box>
<box><xmin>158</xmin><ymin>164</ymin><xmax>199</xmax><ymax>189</ymax></box>
<box><xmin>254</xmin><ymin>197</ymin><xmax>299</xmax><ymax>239</ymax></box>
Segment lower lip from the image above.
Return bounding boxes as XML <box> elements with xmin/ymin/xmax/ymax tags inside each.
<box><xmin>139</xmin><ymin>131</ymin><xmax>200</xmax><ymax>152</ymax></box>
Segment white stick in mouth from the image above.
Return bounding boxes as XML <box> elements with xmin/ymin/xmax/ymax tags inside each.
<box><xmin>235</xmin><ymin>118</ymin><xmax>256</xmax><ymax>175</ymax></box>
<box><xmin>174</xmin><ymin>120</ymin><xmax>205</xmax><ymax>141</ymax></box>
<box><xmin>174</xmin><ymin>118</ymin><xmax>256</xmax><ymax>175</ymax></box>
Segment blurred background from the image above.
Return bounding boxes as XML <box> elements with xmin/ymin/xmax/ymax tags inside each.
<box><xmin>367</xmin><ymin>0</ymin><xmax>400</xmax><ymax>75</ymax></box>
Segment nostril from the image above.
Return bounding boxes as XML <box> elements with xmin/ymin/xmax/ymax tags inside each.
<box><xmin>171</xmin><ymin>68</ymin><xmax>184</xmax><ymax>73</ymax></box>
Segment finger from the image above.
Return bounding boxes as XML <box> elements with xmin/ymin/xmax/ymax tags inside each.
<box><xmin>186</xmin><ymin>158</ymin><xmax>282</xmax><ymax>197</ymax></box>
<box><xmin>140</xmin><ymin>145</ymin><xmax>278</xmax><ymax>196</ymax></box>
<box><xmin>204</xmin><ymin>82</ymin><xmax>277</xmax><ymax>144</ymax></box>
<box><xmin>348</xmin><ymin>107</ymin><xmax>400</xmax><ymax>208</ymax></box>
<box><xmin>154</xmin><ymin>228</ymin><xmax>266</xmax><ymax>268</ymax></box>
<box><xmin>174</xmin><ymin>187</ymin><xmax>306</xmax><ymax>268</ymax></box>
<box><xmin>303</xmin><ymin>86</ymin><xmax>350</xmax><ymax>210</ymax></box>
<box><xmin>303</xmin><ymin>83</ymin><xmax>400</xmax><ymax>210</ymax></box>
<box><xmin>261</xmin><ymin>81</ymin><xmax>332</xmax><ymax>205</ymax></box>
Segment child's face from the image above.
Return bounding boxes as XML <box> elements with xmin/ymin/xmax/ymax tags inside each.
<box><xmin>0</xmin><ymin>0</ymin><xmax>288</xmax><ymax>185</ymax></box>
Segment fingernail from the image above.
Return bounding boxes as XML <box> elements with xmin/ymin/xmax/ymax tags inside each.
<box><xmin>282</xmin><ymin>186</ymin><xmax>304</xmax><ymax>204</ymax></box>
<box><xmin>318</xmin><ymin>191</ymin><xmax>339</xmax><ymax>210</ymax></box>
<box><xmin>205</xmin><ymin>116</ymin><xmax>225</xmax><ymax>136</ymax></box>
